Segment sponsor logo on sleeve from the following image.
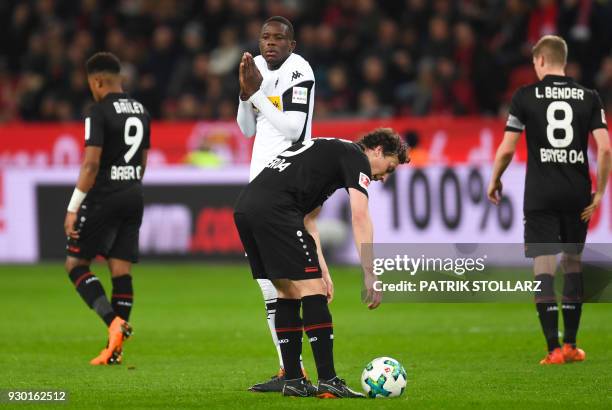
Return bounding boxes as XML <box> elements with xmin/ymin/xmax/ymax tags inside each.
<box><xmin>359</xmin><ymin>172</ymin><xmax>371</xmax><ymax>190</ymax></box>
<box><xmin>292</xmin><ymin>87</ymin><xmax>308</xmax><ymax>105</ymax></box>
<box><xmin>267</xmin><ymin>96</ymin><xmax>281</xmax><ymax>110</ymax></box>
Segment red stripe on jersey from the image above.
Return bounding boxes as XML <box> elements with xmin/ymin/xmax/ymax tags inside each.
<box><xmin>304</xmin><ymin>267</ymin><xmax>319</xmax><ymax>272</ymax></box>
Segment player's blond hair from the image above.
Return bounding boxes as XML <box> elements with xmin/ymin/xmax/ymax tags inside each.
<box><xmin>532</xmin><ymin>35</ymin><xmax>567</xmax><ymax>67</ymax></box>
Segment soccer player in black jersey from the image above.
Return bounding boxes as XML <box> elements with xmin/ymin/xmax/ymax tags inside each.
<box><xmin>64</xmin><ymin>52</ymin><xmax>151</xmax><ymax>365</ymax></box>
<box><xmin>237</xmin><ymin>16</ymin><xmax>316</xmax><ymax>392</ymax></box>
<box><xmin>488</xmin><ymin>36</ymin><xmax>611</xmax><ymax>365</ymax></box>
<box><xmin>234</xmin><ymin>129</ymin><xmax>408</xmax><ymax>397</ymax></box>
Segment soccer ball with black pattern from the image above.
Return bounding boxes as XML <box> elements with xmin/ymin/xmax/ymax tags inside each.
<box><xmin>361</xmin><ymin>357</ymin><xmax>407</xmax><ymax>398</ymax></box>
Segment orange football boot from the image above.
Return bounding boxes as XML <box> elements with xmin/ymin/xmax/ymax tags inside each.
<box><xmin>90</xmin><ymin>317</ymin><xmax>132</xmax><ymax>365</ymax></box>
<box><xmin>539</xmin><ymin>347</ymin><xmax>565</xmax><ymax>365</ymax></box>
<box><xmin>562</xmin><ymin>344</ymin><xmax>586</xmax><ymax>363</ymax></box>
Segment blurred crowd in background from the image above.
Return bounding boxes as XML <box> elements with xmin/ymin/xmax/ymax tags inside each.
<box><xmin>1</xmin><ymin>0</ymin><xmax>612</xmax><ymax>123</ymax></box>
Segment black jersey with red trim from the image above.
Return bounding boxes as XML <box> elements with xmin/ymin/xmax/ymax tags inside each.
<box><xmin>84</xmin><ymin>92</ymin><xmax>151</xmax><ymax>198</ymax></box>
<box><xmin>235</xmin><ymin>138</ymin><xmax>371</xmax><ymax>222</ymax></box>
<box><xmin>505</xmin><ymin>75</ymin><xmax>607</xmax><ymax>211</ymax></box>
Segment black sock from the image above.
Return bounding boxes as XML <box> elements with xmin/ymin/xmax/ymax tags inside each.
<box><xmin>562</xmin><ymin>272</ymin><xmax>583</xmax><ymax>347</ymax></box>
<box><xmin>534</xmin><ymin>273</ymin><xmax>560</xmax><ymax>352</ymax></box>
<box><xmin>111</xmin><ymin>274</ymin><xmax>133</xmax><ymax>321</ymax></box>
<box><xmin>68</xmin><ymin>266</ymin><xmax>116</xmax><ymax>326</ymax></box>
<box><xmin>302</xmin><ymin>294</ymin><xmax>336</xmax><ymax>381</ymax></box>
<box><xmin>275</xmin><ymin>298</ymin><xmax>303</xmax><ymax>380</ymax></box>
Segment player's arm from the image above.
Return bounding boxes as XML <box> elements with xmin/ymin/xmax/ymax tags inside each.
<box><xmin>237</xmin><ymin>53</ymin><xmax>257</xmax><ymax>137</ymax></box>
<box><xmin>242</xmin><ymin>53</ymin><xmax>309</xmax><ymax>142</ymax></box>
<box><xmin>74</xmin><ymin>147</ymin><xmax>102</xmax><ymax>193</ymax></box>
<box><xmin>489</xmin><ymin>88</ymin><xmax>525</xmax><ymax>204</ymax></box>
<box><xmin>581</xmin><ymin>128</ymin><xmax>612</xmax><ymax>221</ymax></box>
<box><xmin>304</xmin><ymin>206</ymin><xmax>333</xmax><ymax>303</ymax></box>
<box><xmin>488</xmin><ymin>131</ymin><xmax>521</xmax><ymax>205</ymax></box>
<box><xmin>64</xmin><ymin>146</ymin><xmax>102</xmax><ymax>238</ymax></box>
<box><xmin>65</xmin><ymin>107</ymin><xmax>104</xmax><ymax>238</ymax></box>
<box><xmin>237</xmin><ymin>100</ymin><xmax>257</xmax><ymax>137</ymax></box>
<box><xmin>348</xmin><ymin>188</ymin><xmax>380</xmax><ymax>309</ymax></box>
<box><xmin>248</xmin><ymin>93</ymin><xmax>307</xmax><ymax>142</ymax></box>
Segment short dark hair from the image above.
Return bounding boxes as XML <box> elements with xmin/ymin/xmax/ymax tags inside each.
<box><xmin>357</xmin><ymin>128</ymin><xmax>409</xmax><ymax>164</ymax></box>
<box><xmin>86</xmin><ymin>52</ymin><xmax>121</xmax><ymax>75</ymax></box>
<box><xmin>263</xmin><ymin>16</ymin><xmax>294</xmax><ymax>40</ymax></box>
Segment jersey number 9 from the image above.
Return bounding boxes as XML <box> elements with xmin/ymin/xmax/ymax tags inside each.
<box><xmin>124</xmin><ymin>116</ymin><xmax>144</xmax><ymax>163</ymax></box>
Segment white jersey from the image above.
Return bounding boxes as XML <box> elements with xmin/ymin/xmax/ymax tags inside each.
<box><xmin>249</xmin><ymin>53</ymin><xmax>315</xmax><ymax>180</ymax></box>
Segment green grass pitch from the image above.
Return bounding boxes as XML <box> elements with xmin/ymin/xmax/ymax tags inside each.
<box><xmin>1</xmin><ymin>263</ymin><xmax>611</xmax><ymax>409</ymax></box>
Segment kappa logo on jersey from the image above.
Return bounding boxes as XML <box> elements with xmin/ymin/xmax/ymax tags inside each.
<box><xmin>267</xmin><ymin>96</ymin><xmax>281</xmax><ymax>110</ymax></box>
<box><xmin>292</xmin><ymin>87</ymin><xmax>308</xmax><ymax>104</ymax></box>
<box><xmin>359</xmin><ymin>172</ymin><xmax>371</xmax><ymax>190</ymax></box>
<box><xmin>291</xmin><ymin>70</ymin><xmax>303</xmax><ymax>81</ymax></box>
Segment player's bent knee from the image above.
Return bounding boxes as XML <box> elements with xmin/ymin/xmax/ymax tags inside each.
<box><xmin>272</xmin><ymin>279</ymin><xmax>300</xmax><ymax>299</ymax></box>
<box><xmin>295</xmin><ymin>278</ymin><xmax>326</xmax><ymax>298</ymax></box>
<box><xmin>560</xmin><ymin>253</ymin><xmax>582</xmax><ymax>273</ymax></box>
<box><xmin>65</xmin><ymin>257</ymin><xmax>89</xmax><ymax>274</ymax></box>
<box><xmin>533</xmin><ymin>255</ymin><xmax>557</xmax><ymax>276</ymax></box>
<box><xmin>277</xmin><ymin>290</ymin><xmax>300</xmax><ymax>299</ymax></box>
<box><xmin>108</xmin><ymin>258</ymin><xmax>132</xmax><ymax>277</ymax></box>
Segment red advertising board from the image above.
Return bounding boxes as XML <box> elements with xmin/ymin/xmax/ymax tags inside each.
<box><xmin>0</xmin><ymin>117</ymin><xmax>532</xmax><ymax>167</ymax></box>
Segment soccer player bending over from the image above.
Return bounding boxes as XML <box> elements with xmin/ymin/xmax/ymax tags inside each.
<box><xmin>236</xmin><ymin>16</ymin><xmax>316</xmax><ymax>391</ymax></box>
<box><xmin>488</xmin><ymin>35</ymin><xmax>611</xmax><ymax>365</ymax></box>
<box><xmin>64</xmin><ymin>52</ymin><xmax>151</xmax><ymax>365</ymax></box>
<box><xmin>234</xmin><ymin>129</ymin><xmax>408</xmax><ymax>397</ymax></box>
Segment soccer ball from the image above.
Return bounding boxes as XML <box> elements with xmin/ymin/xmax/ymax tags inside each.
<box><xmin>361</xmin><ymin>357</ymin><xmax>407</xmax><ymax>398</ymax></box>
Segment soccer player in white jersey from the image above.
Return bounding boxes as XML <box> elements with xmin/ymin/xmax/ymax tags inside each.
<box><xmin>236</xmin><ymin>16</ymin><xmax>316</xmax><ymax>392</ymax></box>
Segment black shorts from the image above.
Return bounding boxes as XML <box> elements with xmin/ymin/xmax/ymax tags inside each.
<box><xmin>66</xmin><ymin>185</ymin><xmax>144</xmax><ymax>263</ymax></box>
<box><xmin>524</xmin><ymin>209</ymin><xmax>588</xmax><ymax>258</ymax></box>
<box><xmin>234</xmin><ymin>212</ymin><xmax>321</xmax><ymax>281</ymax></box>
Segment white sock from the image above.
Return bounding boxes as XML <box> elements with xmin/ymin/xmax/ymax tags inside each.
<box><xmin>256</xmin><ymin>279</ymin><xmax>283</xmax><ymax>368</ymax></box>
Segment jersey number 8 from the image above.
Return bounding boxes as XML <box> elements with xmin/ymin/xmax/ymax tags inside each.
<box><xmin>546</xmin><ymin>101</ymin><xmax>573</xmax><ymax>148</ymax></box>
<box><xmin>124</xmin><ymin>116</ymin><xmax>143</xmax><ymax>163</ymax></box>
